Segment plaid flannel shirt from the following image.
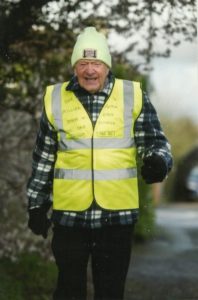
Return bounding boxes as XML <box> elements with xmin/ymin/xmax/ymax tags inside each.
<box><xmin>27</xmin><ymin>72</ymin><xmax>172</xmax><ymax>228</ymax></box>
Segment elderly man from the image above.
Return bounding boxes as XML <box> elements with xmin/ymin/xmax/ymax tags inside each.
<box><xmin>27</xmin><ymin>27</ymin><xmax>172</xmax><ymax>300</ymax></box>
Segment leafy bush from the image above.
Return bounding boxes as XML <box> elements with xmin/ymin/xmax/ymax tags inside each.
<box><xmin>134</xmin><ymin>176</ymin><xmax>156</xmax><ymax>241</ymax></box>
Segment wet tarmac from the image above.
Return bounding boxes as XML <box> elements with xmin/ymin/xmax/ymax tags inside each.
<box><xmin>125</xmin><ymin>203</ymin><xmax>198</xmax><ymax>300</ymax></box>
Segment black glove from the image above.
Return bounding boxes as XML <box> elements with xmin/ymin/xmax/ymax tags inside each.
<box><xmin>141</xmin><ymin>154</ymin><xmax>168</xmax><ymax>184</ymax></box>
<box><xmin>28</xmin><ymin>206</ymin><xmax>51</xmax><ymax>239</ymax></box>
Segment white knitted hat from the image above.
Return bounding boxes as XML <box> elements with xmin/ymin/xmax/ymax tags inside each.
<box><xmin>71</xmin><ymin>27</ymin><xmax>112</xmax><ymax>68</ymax></box>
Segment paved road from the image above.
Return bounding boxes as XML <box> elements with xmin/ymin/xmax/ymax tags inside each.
<box><xmin>125</xmin><ymin>203</ymin><xmax>198</xmax><ymax>300</ymax></box>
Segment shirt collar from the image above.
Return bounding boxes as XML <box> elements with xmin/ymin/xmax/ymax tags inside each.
<box><xmin>66</xmin><ymin>71</ymin><xmax>114</xmax><ymax>96</ymax></box>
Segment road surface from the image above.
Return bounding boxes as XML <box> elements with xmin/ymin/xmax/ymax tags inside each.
<box><xmin>125</xmin><ymin>202</ymin><xmax>198</xmax><ymax>300</ymax></box>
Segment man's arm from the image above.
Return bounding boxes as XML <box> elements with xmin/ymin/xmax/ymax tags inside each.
<box><xmin>27</xmin><ymin>108</ymin><xmax>57</xmax><ymax>237</ymax></box>
<box><xmin>134</xmin><ymin>91</ymin><xmax>173</xmax><ymax>183</ymax></box>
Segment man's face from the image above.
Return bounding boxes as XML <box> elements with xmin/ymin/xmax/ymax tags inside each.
<box><xmin>74</xmin><ymin>59</ymin><xmax>109</xmax><ymax>93</ymax></box>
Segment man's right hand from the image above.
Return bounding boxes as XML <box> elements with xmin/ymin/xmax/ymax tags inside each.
<box><xmin>28</xmin><ymin>207</ymin><xmax>51</xmax><ymax>238</ymax></box>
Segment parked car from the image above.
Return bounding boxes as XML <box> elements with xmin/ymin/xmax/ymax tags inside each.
<box><xmin>186</xmin><ymin>166</ymin><xmax>198</xmax><ymax>200</ymax></box>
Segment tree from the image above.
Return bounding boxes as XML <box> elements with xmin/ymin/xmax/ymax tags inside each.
<box><xmin>161</xmin><ymin>117</ymin><xmax>198</xmax><ymax>201</ymax></box>
<box><xmin>0</xmin><ymin>0</ymin><xmax>196</xmax><ymax>61</ymax></box>
<box><xmin>0</xmin><ymin>0</ymin><xmax>196</xmax><ymax>113</ymax></box>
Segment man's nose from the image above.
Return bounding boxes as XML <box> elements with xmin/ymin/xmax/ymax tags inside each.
<box><xmin>85</xmin><ymin>64</ymin><xmax>95</xmax><ymax>74</ymax></box>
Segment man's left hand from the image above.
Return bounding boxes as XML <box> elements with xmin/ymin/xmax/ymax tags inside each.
<box><xmin>141</xmin><ymin>154</ymin><xmax>168</xmax><ymax>184</ymax></box>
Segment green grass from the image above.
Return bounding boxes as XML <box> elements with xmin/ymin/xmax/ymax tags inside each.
<box><xmin>0</xmin><ymin>253</ymin><xmax>57</xmax><ymax>300</ymax></box>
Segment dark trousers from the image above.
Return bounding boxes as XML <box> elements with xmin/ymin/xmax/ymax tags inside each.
<box><xmin>52</xmin><ymin>224</ymin><xmax>134</xmax><ymax>300</ymax></box>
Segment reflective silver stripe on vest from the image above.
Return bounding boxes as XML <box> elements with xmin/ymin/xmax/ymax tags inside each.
<box><xmin>52</xmin><ymin>83</ymin><xmax>68</xmax><ymax>148</ymax></box>
<box><xmin>58</xmin><ymin>136</ymin><xmax>134</xmax><ymax>150</ymax></box>
<box><xmin>51</xmin><ymin>80</ymin><xmax>135</xmax><ymax>150</ymax></box>
<box><xmin>52</xmin><ymin>83</ymin><xmax>62</xmax><ymax>129</ymax></box>
<box><xmin>123</xmin><ymin>80</ymin><xmax>134</xmax><ymax>138</ymax></box>
<box><xmin>54</xmin><ymin>168</ymin><xmax>137</xmax><ymax>180</ymax></box>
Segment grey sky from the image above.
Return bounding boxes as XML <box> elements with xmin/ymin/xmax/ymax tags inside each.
<box><xmin>150</xmin><ymin>41</ymin><xmax>197</xmax><ymax>124</ymax></box>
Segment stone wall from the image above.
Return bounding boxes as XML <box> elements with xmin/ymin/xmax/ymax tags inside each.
<box><xmin>0</xmin><ymin>109</ymin><xmax>36</xmax><ymax>208</ymax></box>
<box><xmin>0</xmin><ymin>109</ymin><xmax>51</xmax><ymax>259</ymax></box>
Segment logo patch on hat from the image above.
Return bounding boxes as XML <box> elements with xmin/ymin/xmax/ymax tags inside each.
<box><xmin>83</xmin><ymin>49</ymin><xmax>97</xmax><ymax>58</ymax></box>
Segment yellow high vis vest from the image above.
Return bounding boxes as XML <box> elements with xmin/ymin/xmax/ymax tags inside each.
<box><xmin>44</xmin><ymin>78</ymin><xmax>142</xmax><ymax>211</ymax></box>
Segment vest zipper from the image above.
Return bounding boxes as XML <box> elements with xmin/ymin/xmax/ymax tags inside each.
<box><xmin>91</xmin><ymin>132</ymin><xmax>95</xmax><ymax>202</ymax></box>
<box><xmin>91</xmin><ymin>112</ymin><xmax>99</xmax><ymax>205</ymax></box>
